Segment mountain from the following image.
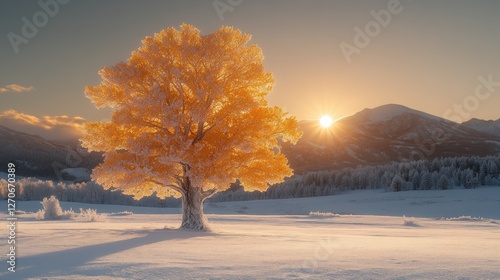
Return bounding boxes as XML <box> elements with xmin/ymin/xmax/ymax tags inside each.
<box><xmin>282</xmin><ymin>104</ymin><xmax>500</xmax><ymax>173</ymax></box>
<box><xmin>1</xmin><ymin>105</ymin><xmax>500</xmax><ymax>178</ymax></box>
<box><xmin>461</xmin><ymin>118</ymin><xmax>500</xmax><ymax>137</ymax></box>
<box><xmin>0</xmin><ymin>125</ymin><xmax>101</xmax><ymax>179</ymax></box>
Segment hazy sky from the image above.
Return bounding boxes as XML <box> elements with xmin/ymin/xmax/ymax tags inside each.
<box><xmin>1</xmin><ymin>0</ymin><xmax>500</xmax><ymax>139</ymax></box>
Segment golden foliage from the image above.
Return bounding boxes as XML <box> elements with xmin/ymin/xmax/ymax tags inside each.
<box><xmin>81</xmin><ymin>24</ymin><xmax>301</xmax><ymax>199</ymax></box>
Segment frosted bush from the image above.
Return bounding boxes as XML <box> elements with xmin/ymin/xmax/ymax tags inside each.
<box><xmin>35</xmin><ymin>209</ymin><xmax>45</xmax><ymax>220</ymax></box>
<box><xmin>441</xmin><ymin>216</ymin><xmax>498</xmax><ymax>223</ymax></box>
<box><xmin>35</xmin><ymin>196</ymin><xmax>76</xmax><ymax>220</ymax></box>
<box><xmin>309</xmin><ymin>211</ymin><xmax>340</xmax><ymax>217</ymax></box>
<box><xmin>403</xmin><ymin>215</ymin><xmax>418</xmax><ymax>226</ymax></box>
<box><xmin>78</xmin><ymin>208</ymin><xmax>107</xmax><ymax>222</ymax></box>
<box><xmin>109</xmin><ymin>211</ymin><xmax>133</xmax><ymax>216</ymax></box>
<box><xmin>41</xmin><ymin>196</ymin><xmax>63</xmax><ymax>220</ymax></box>
<box><xmin>34</xmin><ymin>196</ymin><xmax>105</xmax><ymax>221</ymax></box>
<box><xmin>61</xmin><ymin>208</ymin><xmax>76</xmax><ymax>220</ymax></box>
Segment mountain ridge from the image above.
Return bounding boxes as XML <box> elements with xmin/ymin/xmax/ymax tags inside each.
<box><xmin>1</xmin><ymin>104</ymin><xmax>499</xmax><ymax>177</ymax></box>
<box><xmin>0</xmin><ymin>125</ymin><xmax>101</xmax><ymax>179</ymax></box>
<box><xmin>461</xmin><ymin>118</ymin><xmax>500</xmax><ymax>137</ymax></box>
<box><xmin>282</xmin><ymin>104</ymin><xmax>500</xmax><ymax>173</ymax></box>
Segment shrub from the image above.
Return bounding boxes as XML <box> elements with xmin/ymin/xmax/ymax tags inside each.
<box><xmin>35</xmin><ymin>209</ymin><xmax>45</xmax><ymax>220</ymax></box>
<box><xmin>402</xmin><ymin>215</ymin><xmax>418</xmax><ymax>226</ymax></box>
<box><xmin>78</xmin><ymin>208</ymin><xmax>107</xmax><ymax>222</ymax></box>
<box><xmin>35</xmin><ymin>196</ymin><xmax>75</xmax><ymax>220</ymax></box>
<box><xmin>109</xmin><ymin>211</ymin><xmax>133</xmax><ymax>216</ymax></box>
<box><xmin>309</xmin><ymin>211</ymin><xmax>340</xmax><ymax>217</ymax></box>
<box><xmin>41</xmin><ymin>196</ymin><xmax>63</xmax><ymax>220</ymax></box>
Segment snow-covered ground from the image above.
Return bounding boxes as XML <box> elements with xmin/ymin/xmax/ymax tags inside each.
<box><xmin>1</xmin><ymin>187</ymin><xmax>499</xmax><ymax>279</ymax></box>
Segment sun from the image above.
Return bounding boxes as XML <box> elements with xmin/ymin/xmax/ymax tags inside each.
<box><xmin>319</xmin><ymin>115</ymin><xmax>333</xmax><ymax>128</ymax></box>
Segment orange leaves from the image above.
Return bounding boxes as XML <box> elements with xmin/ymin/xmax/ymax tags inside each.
<box><xmin>239</xmin><ymin>152</ymin><xmax>293</xmax><ymax>191</ymax></box>
<box><xmin>82</xmin><ymin>24</ymin><xmax>302</xmax><ymax>198</ymax></box>
<box><xmin>82</xmin><ymin>121</ymin><xmax>138</xmax><ymax>152</ymax></box>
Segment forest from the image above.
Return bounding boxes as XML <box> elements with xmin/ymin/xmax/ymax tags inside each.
<box><xmin>2</xmin><ymin>155</ymin><xmax>499</xmax><ymax>207</ymax></box>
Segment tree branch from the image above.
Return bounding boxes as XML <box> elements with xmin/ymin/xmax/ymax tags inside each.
<box><xmin>191</xmin><ymin>121</ymin><xmax>217</xmax><ymax>146</ymax></box>
<box><xmin>147</xmin><ymin>179</ymin><xmax>185</xmax><ymax>195</ymax></box>
<box><xmin>202</xmin><ymin>188</ymin><xmax>218</xmax><ymax>200</ymax></box>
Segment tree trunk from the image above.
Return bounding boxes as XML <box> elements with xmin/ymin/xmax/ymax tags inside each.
<box><xmin>180</xmin><ymin>183</ymin><xmax>209</xmax><ymax>231</ymax></box>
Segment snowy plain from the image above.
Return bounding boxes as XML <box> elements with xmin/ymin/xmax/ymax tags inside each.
<box><xmin>1</xmin><ymin>187</ymin><xmax>499</xmax><ymax>279</ymax></box>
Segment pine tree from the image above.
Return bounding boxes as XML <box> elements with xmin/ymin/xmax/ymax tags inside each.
<box><xmin>437</xmin><ymin>175</ymin><xmax>450</xmax><ymax>190</ymax></box>
<box><xmin>420</xmin><ymin>172</ymin><xmax>432</xmax><ymax>190</ymax></box>
<box><xmin>390</xmin><ymin>175</ymin><xmax>404</xmax><ymax>192</ymax></box>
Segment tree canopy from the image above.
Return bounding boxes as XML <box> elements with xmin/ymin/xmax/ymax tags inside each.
<box><xmin>81</xmin><ymin>24</ymin><xmax>301</xmax><ymax>204</ymax></box>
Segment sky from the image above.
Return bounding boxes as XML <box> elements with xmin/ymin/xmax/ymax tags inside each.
<box><xmin>1</xmin><ymin>0</ymin><xmax>500</xmax><ymax>140</ymax></box>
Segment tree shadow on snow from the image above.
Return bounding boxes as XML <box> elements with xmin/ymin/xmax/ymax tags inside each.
<box><xmin>9</xmin><ymin>228</ymin><xmax>211</xmax><ymax>279</ymax></box>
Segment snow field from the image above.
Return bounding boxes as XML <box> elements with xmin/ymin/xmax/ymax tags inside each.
<box><xmin>1</xmin><ymin>213</ymin><xmax>498</xmax><ymax>279</ymax></box>
<box><xmin>0</xmin><ymin>187</ymin><xmax>499</xmax><ymax>279</ymax></box>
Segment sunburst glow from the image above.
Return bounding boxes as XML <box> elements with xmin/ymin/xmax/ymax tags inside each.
<box><xmin>319</xmin><ymin>115</ymin><xmax>333</xmax><ymax>127</ymax></box>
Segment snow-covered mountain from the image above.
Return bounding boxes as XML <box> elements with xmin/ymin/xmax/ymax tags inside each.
<box><xmin>461</xmin><ymin>118</ymin><xmax>500</xmax><ymax>137</ymax></box>
<box><xmin>1</xmin><ymin>104</ymin><xmax>500</xmax><ymax>177</ymax></box>
<box><xmin>351</xmin><ymin>104</ymin><xmax>445</xmax><ymax>123</ymax></box>
<box><xmin>0</xmin><ymin>125</ymin><xmax>101</xmax><ymax>179</ymax></box>
<box><xmin>282</xmin><ymin>104</ymin><xmax>500</xmax><ymax>173</ymax></box>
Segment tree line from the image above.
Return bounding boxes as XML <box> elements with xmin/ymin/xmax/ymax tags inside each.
<box><xmin>0</xmin><ymin>179</ymin><xmax>181</xmax><ymax>208</ymax></box>
<box><xmin>210</xmin><ymin>155</ymin><xmax>500</xmax><ymax>202</ymax></box>
<box><xmin>2</xmin><ymin>155</ymin><xmax>499</xmax><ymax>207</ymax></box>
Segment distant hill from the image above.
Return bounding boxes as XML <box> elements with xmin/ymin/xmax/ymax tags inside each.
<box><xmin>282</xmin><ymin>104</ymin><xmax>500</xmax><ymax>173</ymax></box>
<box><xmin>0</xmin><ymin>125</ymin><xmax>101</xmax><ymax>179</ymax></box>
<box><xmin>1</xmin><ymin>104</ymin><xmax>500</xmax><ymax>178</ymax></box>
<box><xmin>461</xmin><ymin>118</ymin><xmax>500</xmax><ymax>137</ymax></box>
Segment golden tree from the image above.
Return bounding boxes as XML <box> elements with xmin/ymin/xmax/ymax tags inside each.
<box><xmin>81</xmin><ymin>24</ymin><xmax>301</xmax><ymax>230</ymax></box>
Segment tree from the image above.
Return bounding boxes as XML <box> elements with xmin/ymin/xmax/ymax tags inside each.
<box><xmin>488</xmin><ymin>160</ymin><xmax>499</xmax><ymax>178</ymax></box>
<box><xmin>81</xmin><ymin>24</ymin><xmax>301</xmax><ymax>230</ymax></box>
<box><xmin>479</xmin><ymin>163</ymin><xmax>487</xmax><ymax>185</ymax></box>
<box><xmin>409</xmin><ymin>169</ymin><xmax>420</xmax><ymax>190</ymax></box>
<box><xmin>436</xmin><ymin>175</ymin><xmax>449</xmax><ymax>190</ymax></box>
<box><xmin>390</xmin><ymin>175</ymin><xmax>404</xmax><ymax>192</ymax></box>
<box><xmin>464</xmin><ymin>172</ymin><xmax>479</xmax><ymax>189</ymax></box>
<box><xmin>420</xmin><ymin>171</ymin><xmax>432</xmax><ymax>190</ymax></box>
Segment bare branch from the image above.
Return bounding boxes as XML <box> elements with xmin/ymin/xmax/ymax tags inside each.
<box><xmin>202</xmin><ymin>188</ymin><xmax>218</xmax><ymax>200</ymax></box>
<box><xmin>147</xmin><ymin>179</ymin><xmax>185</xmax><ymax>195</ymax></box>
